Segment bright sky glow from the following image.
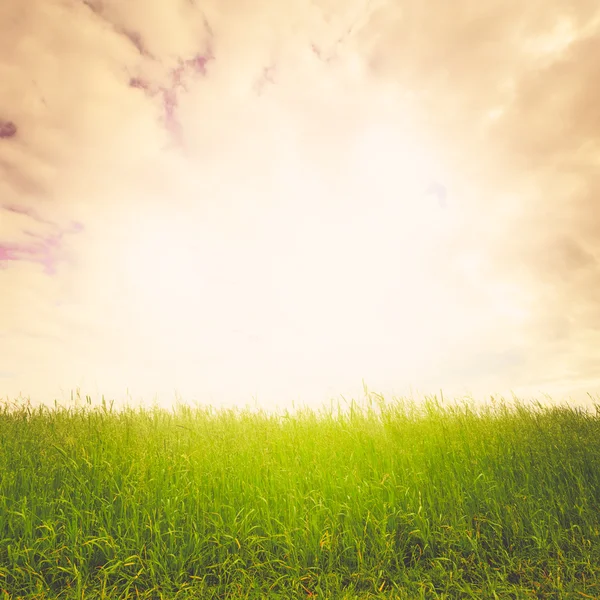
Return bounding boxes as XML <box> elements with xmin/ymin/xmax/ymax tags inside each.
<box><xmin>1</xmin><ymin>0</ymin><xmax>600</xmax><ymax>411</ymax></box>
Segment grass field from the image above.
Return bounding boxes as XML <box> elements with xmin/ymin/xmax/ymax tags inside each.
<box><xmin>0</xmin><ymin>392</ymin><xmax>599</xmax><ymax>599</ymax></box>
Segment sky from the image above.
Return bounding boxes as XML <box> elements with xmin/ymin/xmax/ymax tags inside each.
<box><xmin>1</xmin><ymin>0</ymin><xmax>600</xmax><ymax>412</ymax></box>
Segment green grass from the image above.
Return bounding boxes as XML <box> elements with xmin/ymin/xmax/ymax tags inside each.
<box><xmin>0</xmin><ymin>392</ymin><xmax>599</xmax><ymax>599</ymax></box>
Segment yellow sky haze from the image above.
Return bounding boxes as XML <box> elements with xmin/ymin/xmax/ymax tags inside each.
<box><xmin>1</xmin><ymin>0</ymin><xmax>600</xmax><ymax>412</ymax></box>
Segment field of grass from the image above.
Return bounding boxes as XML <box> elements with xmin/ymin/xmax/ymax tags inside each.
<box><xmin>0</xmin><ymin>392</ymin><xmax>599</xmax><ymax>599</ymax></box>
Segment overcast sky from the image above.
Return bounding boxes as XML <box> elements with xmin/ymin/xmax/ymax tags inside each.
<box><xmin>1</xmin><ymin>0</ymin><xmax>600</xmax><ymax>411</ymax></box>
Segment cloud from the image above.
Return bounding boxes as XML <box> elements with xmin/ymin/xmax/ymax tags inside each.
<box><xmin>0</xmin><ymin>120</ymin><xmax>16</xmax><ymax>139</ymax></box>
<box><xmin>0</xmin><ymin>0</ymin><xmax>599</xmax><ymax>409</ymax></box>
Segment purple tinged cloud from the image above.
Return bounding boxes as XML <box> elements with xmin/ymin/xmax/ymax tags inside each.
<box><xmin>127</xmin><ymin>50</ymin><xmax>214</xmax><ymax>144</ymax></box>
<box><xmin>425</xmin><ymin>182</ymin><xmax>448</xmax><ymax>209</ymax></box>
<box><xmin>0</xmin><ymin>204</ymin><xmax>84</xmax><ymax>274</ymax></box>
<box><xmin>0</xmin><ymin>120</ymin><xmax>17</xmax><ymax>139</ymax></box>
<box><xmin>3</xmin><ymin>203</ymin><xmax>54</xmax><ymax>226</ymax></box>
